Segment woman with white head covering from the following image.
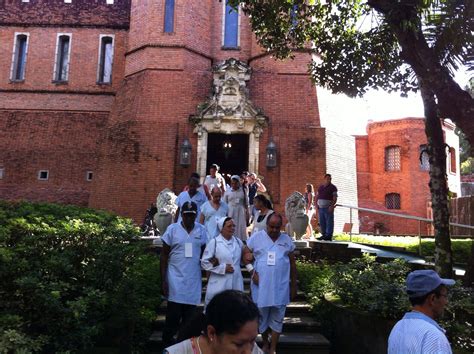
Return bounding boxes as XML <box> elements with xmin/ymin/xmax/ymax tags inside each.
<box><xmin>223</xmin><ymin>175</ymin><xmax>249</xmax><ymax>241</ymax></box>
<box><xmin>201</xmin><ymin>217</ymin><xmax>253</xmax><ymax>307</ymax></box>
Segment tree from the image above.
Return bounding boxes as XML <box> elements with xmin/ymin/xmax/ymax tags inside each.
<box><xmin>229</xmin><ymin>0</ymin><xmax>474</xmax><ymax>278</ymax></box>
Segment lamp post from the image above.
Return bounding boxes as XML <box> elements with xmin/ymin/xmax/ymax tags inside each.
<box><xmin>180</xmin><ymin>138</ymin><xmax>192</xmax><ymax>166</ymax></box>
<box><xmin>266</xmin><ymin>140</ymin><xmax>277</xmax><ymax>168</ymax></box>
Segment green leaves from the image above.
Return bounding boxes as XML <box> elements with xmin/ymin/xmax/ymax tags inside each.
<box><xmin>0</xmin><ymin>201</ymin><xmax>161</xmax><ymax>352</ymax></box>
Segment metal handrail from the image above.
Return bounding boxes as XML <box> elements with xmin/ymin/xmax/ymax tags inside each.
<box><xmin>336</xmin><ymin>203</ymin><xmax>474</xmax><ymax>256</ymax></box>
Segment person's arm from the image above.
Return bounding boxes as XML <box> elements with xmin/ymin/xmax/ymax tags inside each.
<box><xmin>306</xmin><ymin>193</ymin><xmax>313</xmax><ymax>213</ymax></box>
<box><xmin>160</xmin><ymin>242</ymin><xmax>170</xmax><ymax>297</ymax></box>
<box><xmin>329</xmin><ymin>190</ymin><xmax>337</xmax><ymax>213</ymax></box>
<box><xmin>289</xmin><ymin>251</ymin><xmax>297</xmax><ymax>301</ymax></box>
<box><xmin>201</xmin><ymin>239</ymin><xmax>230</xmax><ymax>274</ymax></box>
<box><xmin>174</xmin><ymin>207</ymin><xmax>180</xmax><ymax>222</ymax></box>
<box><xmin>203</xmin><ymin>184</ymin><xmax>211</xmax><ymax>200</ymax></box>
<box><xmin>199</xmin><ymin>208</ymin><xmax>205</xmax><ymax>225</ymax></box>
<box><xmin>256</xmin><ymin>178</ymin><xmax>267</xmax><ymax>193</ymax></box>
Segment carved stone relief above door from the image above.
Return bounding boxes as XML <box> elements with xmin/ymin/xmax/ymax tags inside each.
<box><xmin>189</xmin><ymin>58</ymin><xmax>267</xmax><ymax>177</ymax></box>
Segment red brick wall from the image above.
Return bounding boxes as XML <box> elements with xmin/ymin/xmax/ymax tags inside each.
<box><xmin>356</xmin><ymin>118</ymin><xmax>433</xmax><ymax>235</ymax></box>
<box><xmin>0</xmin><ymin>0</ymin><xmax>130</xmax><ymax>29</ymax></box>
<box><xmin>0</xmin><ymin>110</ymin><xmax>107</xmax><ymax>206</ymax></box>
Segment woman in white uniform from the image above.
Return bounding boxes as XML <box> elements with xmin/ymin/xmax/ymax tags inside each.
<box><xmin>223</xmin><ymin>175</ymin><xmax>249</xmax><ymax>241</ymax></box>
<box><xmin>250</xmin><ymin>194</ymin><xmax>274</xmax><ymax>236</ymax></box>
<box><xmin>201</xmin><ymin>217</ymin><xmax>251</xmax><ymax>307</ymax></box>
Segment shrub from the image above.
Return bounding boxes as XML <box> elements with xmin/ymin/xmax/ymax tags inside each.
<box><xmin>297</xmin><ymin>256</ymin><xmax>474</xmax><ymax>352</ymax></box>
<box><xmin>0</xmin><ymin>201</ymin><xmax>161</xmax><ymax>353</ymax></box>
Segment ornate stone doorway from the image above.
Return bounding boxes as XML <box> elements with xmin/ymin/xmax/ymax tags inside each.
<box><xmin>190</xmin><ymin>58</ymin><xmax>267</xmax><ymax>179</ymax></box>
<box><xmin>207</xmin><ymin>133</ymin><xmax>249</xmax><ymax>176</ymax></box>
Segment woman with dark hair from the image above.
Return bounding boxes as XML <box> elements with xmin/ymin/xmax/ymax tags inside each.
<box><xmin>164</xmin><ymin>290</ymin><xmax>264</xmax><ymax>354</ymax></box>
<box><xmin>304</xmin><ymin>183</ymin><xmax>315</xmax><ymax>238</ymax></box>
<box><xmin>250</xmin><ymin>195</ymin><xmax>274</xmax><ymax>236</ymax></box>
<box><xmin>201</xmin><ymin>217</ymin><xmax>250</xmax><ymax>307</ymax></box>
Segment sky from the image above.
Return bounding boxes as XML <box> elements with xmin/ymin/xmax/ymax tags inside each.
<box><xmin>317</xmin><ymin>69</ymin><xmax>471</xmax><ymax>136</ymax></box>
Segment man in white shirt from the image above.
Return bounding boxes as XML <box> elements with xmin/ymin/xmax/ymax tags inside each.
<box><xmin>175</xmin><ymin>177</ymin><xmax>207</xmax><ymax>223</ymax></box>
<box><xmin>388</xmin><ymin>269</ymin><xmax>455</xmax><ymax>354</ymax></box>
<box><xmin>247</xmin><ymin>213</ymin><xmax>297</xmax><ymax>354</ymax></box>
<box><xmin>160</xmin><ymin>201</ymin><xmax>207</xmax><ymax>348</ymax></box>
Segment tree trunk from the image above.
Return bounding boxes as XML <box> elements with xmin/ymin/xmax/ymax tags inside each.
<box><xmin>420</xmin><ymin>83</ymin><xmax>454</xmax><ymax>278</ymax></box>
<box><xmin>464</xmin><ymin>241</ymin><xmax>474</xmax><ymax>286</ymax></box>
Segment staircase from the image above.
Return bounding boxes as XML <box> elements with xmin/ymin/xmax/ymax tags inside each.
<box><xmin>148</xmin><ymin>268</ymin><xmax>330</xmax><ymax>353</ymax></box>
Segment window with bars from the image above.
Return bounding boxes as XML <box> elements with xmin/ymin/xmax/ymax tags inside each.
<box><xmin>54</xmin><ymin>34</ymin><xmax>71</xmax><ymax>82</ymax></box>
<box><xmin>385</xmin><ymin>193</ymin><xmax>401</xmax><ymax>209</ymax></box>
<box><xmin>223</xmin><ymin>1</ymin><xmax>239</xmax><ymax>48</ymax></box>
<box><xmin>97</xmin><ymin>36</ymin><xmax>114</xmax><ymax>84</ymax></box>
<box><xmin>164</xmin><ymin>0</ymin><xmax>175</xmax><ymax>33</ymax></box>
<box><xmin>11</xmin><ymin>33</ymin><xmax>29</xmax><ymax>81</ymax></box>
<box><xmin>419</xmin><ymin>144</ymin><xmax>430</xmax><ymax>171</ymax></box>
<box><xmin>385</xmin><ymin>145</ymin><xmax>401</xmax><ymax>171</ymax></box>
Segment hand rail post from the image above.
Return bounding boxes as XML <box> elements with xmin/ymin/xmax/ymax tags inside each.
<box><xmin>418</xmin><ymin>220</ymin><xmax>422</xmax><ymax>256</ymax></box>
<box><xmin>349</xmin><ymin>207</ymin><xmax>353</xmax><ymax>242</ymax></box>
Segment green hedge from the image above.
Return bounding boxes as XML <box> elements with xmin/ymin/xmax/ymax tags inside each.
<box><xmin>334</xmin><ymin>234</ymin><xmax>473</xmax><ymax>264</ymax></box>
<box><xmin>297</xmin><ymin>256</ymin><xmax>474</xmax><ymax>353</ymax></box>
<box><xmin>0</xmin><ymin>201</ymin><xmax>161</xmax><ymax>353</ymax></box>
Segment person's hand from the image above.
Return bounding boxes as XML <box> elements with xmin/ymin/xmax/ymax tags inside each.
<box><xmin>162</xmin><ymin>279</ymin><xmax>169</xmax><ymax>297</ymax></box>
<box><xmin>225</xmin><ymin>264</ymin><xmax>234</xmax><ymax>273</ymax></box>
<box><xmin>209</xmin><ymin>256</ymin><xmax>219</xmax><ymax>267</ymax></box>
<box><xmin>252</xmin><ymin>271</ymin><xmax>259</xmax><ymax>285</ymax></box>
<box><xmin>328</xmin><ymin>205</ymin><xmax>335</xmax><ymax>213</ymax></box>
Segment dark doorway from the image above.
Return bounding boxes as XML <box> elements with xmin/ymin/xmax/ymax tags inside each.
<box><xmin>207</xmin><ymin>133</ymin><xmax>249</xmax><ymax>176</ymax></box>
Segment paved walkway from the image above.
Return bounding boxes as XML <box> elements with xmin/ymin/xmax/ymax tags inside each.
<box><xmin>335</xmin><ymin>241</ymin><xmax>465</xmax><ymax>276</ymax></box>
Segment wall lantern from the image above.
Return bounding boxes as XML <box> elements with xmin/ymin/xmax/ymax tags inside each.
<box><xmin>266</xmin><ymin>139</ymin><xmax>277</xmax><ymax>168</ymax></box>
<box><xmin>180</xmin><ymin>138</ymin><xmax>192</xmax><ymax>166</ymax></box>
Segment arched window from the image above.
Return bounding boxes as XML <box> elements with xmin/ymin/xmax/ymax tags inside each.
<box><xmin>54</xmin><ymin>34</ymin><xmax>71</xmax><ymax>82</ymax></box>
<box><xmin>385</xmin><ymin>193</ymin><xmax>401</xmax><ymax>209</ymax></box>
<box><xmin>419</xmin><ymin>144</ymin><xmax>430</xmax><ymax>171</ymax></box>
<box><xmin>97</xmin><ymin>35</ymin><xmax>114</xmax><ymax>84</ymax></box>
<box><xmin>385</xmin><ymin>145</ymin><xmax>401</xmax><ymax>171</ymax></box>
<box><xmin>11</xmin><ymin>33</ymin><xmax>29</xmax><ymax>81</ymax></box>
<box><xmin>164</xmin><ymin>0</ymin><xmax>175</xmax><ymax>33</ymax></box>
<box><xmin>223</xmin><ymin>1</ymin><xmax>239</xmax><ymax>48</ymax></box>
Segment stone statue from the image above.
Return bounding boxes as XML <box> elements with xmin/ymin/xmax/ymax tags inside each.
<box><xmin>153</xmin><ymin>188</ymin><xmax>178</xmax><ymax>235</ymax></box>
<box><xmin>285</xmin><ymin>191</ymin><xmax>309</xmax><ymax>240</ymax></box>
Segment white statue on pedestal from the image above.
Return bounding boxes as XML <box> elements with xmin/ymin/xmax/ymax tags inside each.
<box><xmin>154</xmin><ymin>188</ymin><xmax>178</xmax><ymax>235</ymax></box>
<box><xmin>285</xmin><ymin>191</ymin><xmax>309</xmax><ymax>240</ymax></box>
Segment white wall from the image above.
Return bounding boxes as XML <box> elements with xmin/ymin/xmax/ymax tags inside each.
<box><xmin>325</xmin><ymin>130</ymin><xmax>360</xmax><ymax>234</ymax></box>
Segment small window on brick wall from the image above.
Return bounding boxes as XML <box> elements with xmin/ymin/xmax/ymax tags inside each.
<box><xmin>419</xmin><ymin>144</ymin><xmax>430</xmax><ymax>171</ymax></box>
<box><xmin>164</xmin><ymin>0</ymin><xmax>175</xmax><ymax>33</ymax></box>
<box><xmin>0</xmin><ymin>167</ymin><xmax>4</xmax><ymax>179</ymax></box>
<box><xmin>449</xmin><ymin>147</ymin><xmax>457</xmax><ymax>173</ymax></box>
<box><xmin>38</xmin><ymin>170</ymin><xmax>49</xmax><ymax>180</ymax></box>
<box><xmin>11</xmin><ymin>33</ymin><xmax>29</xmax><ymax>81</ymax></box>
<box><xmin>106</xmin><ymin>0</ymin><xmax>114</xmax><ymax>4</ymax></box>
<box><xmin>86</xmin><ymin>171</ymin><xmax>93</xmax><ymax>181</ymax></box>
<box><xmin>385</xmin><ymin>193</ymin><xmax>401</xmax><ymax>209</ymax></box>
<box><xmin>385</xmin><ymin>145</ymin><xmax>401</xmax><ymax>171</ymax></box>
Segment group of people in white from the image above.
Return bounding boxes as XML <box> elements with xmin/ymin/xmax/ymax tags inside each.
<box><xmin>161</xmin><ymin>166</ymin><xmax>297</xmax><ymax>354</ymax></box>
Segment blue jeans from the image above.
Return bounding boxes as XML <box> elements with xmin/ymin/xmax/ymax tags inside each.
<box><xmin>318</xmin><ymin>207</ymin><xmax>334</xmax><ymax>239</ymax></box>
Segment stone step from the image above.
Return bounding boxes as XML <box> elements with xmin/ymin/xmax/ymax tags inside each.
<box><xmin>157</xmin><ymin>300</ymin><xmax>312</xmax><ymax>316</ymax></box>
<box><xmin>149</xmin><ymin>330</ymin><xmax>330</xmax><ymax>354</ymax></box>
<box><xmin>152</xmin><ymin>313</ymin><xmax>320</xmax><ymax>333</ymax></box>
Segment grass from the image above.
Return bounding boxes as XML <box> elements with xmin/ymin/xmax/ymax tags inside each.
<box><xmin>333</xmin><ymin>234</ymin><xmax>473</xmax><ymax>264</ymax></box>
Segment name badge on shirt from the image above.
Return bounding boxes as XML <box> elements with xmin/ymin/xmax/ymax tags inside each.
<box><xmin>235</xmin><ymin>198</ymin><xmax>240</xmax><ymax>204</ymax></box>
<box><xmin>185</xmin><ymin>243</ymin><xmax>193</xmax><ymax>258</ymax></box>
<box><xmin>267</xmin><ymin>251</ymin><xmax>276</xmax><ymax>266</ymax></box>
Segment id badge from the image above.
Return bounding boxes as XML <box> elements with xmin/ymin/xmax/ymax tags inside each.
<box><xmin>185</xmin><ymin>243</ymin><xmax>193</xmax><ymax>258</ymax></box>
<box><xmin>267</xmin><ymin>251</ymin><xmax>276</xmax><ymax>266</ymax></box>
<box><xmin>235</xmin><ymin>198</ymin><xmax>240</xmax><ymax>205</ymax></box>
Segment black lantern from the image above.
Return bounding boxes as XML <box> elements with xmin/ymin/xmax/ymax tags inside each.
<box><xmin>266</xmin><ymin>140</ymin><xmax>277</xmax><ymax>168</ymax></box>
<box><xmin>180</xmin><ymin>138</ymin><xmax>192</xmax><ymax>166</ymax></box>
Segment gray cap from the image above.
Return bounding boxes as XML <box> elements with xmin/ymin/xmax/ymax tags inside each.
<box><xmin>406</xmin><ymin>270</ymin><xmax>455</xmax><ymax>298</ymax></box>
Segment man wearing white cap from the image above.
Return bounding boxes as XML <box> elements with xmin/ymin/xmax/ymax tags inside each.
<box><xmin>160</xmin><ymin>201</ymin><xmax>208</xmax><ymax>348</ymax></box>
<box><xmin>201</xmin><ymin>217</ymin><xmax>253</xmax><ymax>307</ymax></box>
<box><xmin>388</xmin><ymin>269</ymin><xmax>455</xmax><ymax>354</ymax></box>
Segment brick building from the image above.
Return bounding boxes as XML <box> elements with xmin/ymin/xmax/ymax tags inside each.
<box><xmin>0</xmin><ymin>0</ymin><xmax>336</xmax><ymax>223</ymax></box>
<box><xmin>355</xmin><ymin>118</ymin><xmax>461</xmax><ymax>235</ymax></box>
